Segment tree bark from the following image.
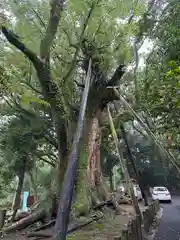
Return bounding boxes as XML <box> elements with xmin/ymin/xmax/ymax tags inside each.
<box><xmin>0</xmin><ymin>210</ymin><xmax>6</xmax><ymax>229</ymax></box>
<box><xmin>53</xmin><ymin>59</ymin><xmax>92</xmax><ymax>240</ymax></box>
<box><xmin>87</xmin><ymin>116</ymin><xmax>108</xmax><ymax>204</ymax></box>
<box><xmin>1</xmin><ymin>0</ymin><xmax>69</xmax><ymax>194</ymax></box>
<box><xmin>73</xmin><ymin>141</ymin><xmax>92</xmax><ymax>217</ymax></box>
<box><xmin>109</xmin><ymin>170</ymin><xmax>114</xmax><ymax>192</ymax></box>
<box><xmin>74</xmin><ymin>113</ymin><xmax>121</xmax><ymax>216</ymax></box>
<box><xmin>11</xmin><ymin>157</ymin><xmax>27</xmax><ymax>222</ymax></box>
<box><xmin>3</xmin><ymin>210</ymin><xmax>45</xmax><ymax>233</ymax></box>
<box><xmin>74</xmin><ymin>114</ymin><xmax>121</xmax><ymax>215</ymax></box>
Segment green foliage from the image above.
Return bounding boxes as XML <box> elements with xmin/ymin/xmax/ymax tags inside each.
<box><xmin>1</xmin><ymin>0</ymin><xmax>179</xmax><ymax>207</ymax></box>
<box><xmin>140</xmin><ymin>0</ymin><xmax>180</xmax><ymax>142</ymax></box>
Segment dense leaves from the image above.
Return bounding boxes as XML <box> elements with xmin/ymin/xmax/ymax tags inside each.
<box><xmin>0</xmin><ymin>0</ymin><xmax>180</xmax><ymax>230</ymax></box>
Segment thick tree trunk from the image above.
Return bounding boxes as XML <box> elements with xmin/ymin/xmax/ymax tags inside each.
<box><xmin>11</xmin><ymin>157</ymin><xmax>27</xmax><ymax>222</ymax></box>
<box><xmin>87</xmin><ymin>116</ymin><xmax>108</xmax><ymax>203</ymax></box>
<box><xmin>109</xmin><ymin>170</ymin><xmax>114</xmax><ymax>192</ymax></box>
<box><xmin>74</xmin><ymin>115</ymin><xmax>121</xmax><ymax>216</ymax></box>
<box><xmin>73</xmin><ymin>143</ymin><xmax>92</xmax><ymax>217</ymax></box>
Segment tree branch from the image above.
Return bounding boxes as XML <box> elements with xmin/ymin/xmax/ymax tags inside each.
<box><xmin>107</xmin><ymin>64</ymin><xmax>125</xmax><ymax>86</ymax></box>
<box><xmin>1</xmin><ymin>26</ymin><xmax>41</xmax><ymax>69</ymax></box>
<box><xmin>32</xmin><ymin>8</ymin><xmax>47</xmax><ymax>29</ymax></box>
<box><xmin>63</xmin><ymin>1</ymin><xmax>97</xmax><ymax>82</ymax></box>
<box><xmin>40</xmin><ymin>0</ymin><xmax>66</xmax><ymax>59</ymax></box>
<box><xmin>74</xmin><ymin>80</ymin><xmax>85</xmax><ymax>88</ymax></box>
<box><xmin>38</xmin><ymin>156</ymin><xmax>56</xmax><ymax>167</ymax></box>
<box><xmin>25</xmin><ymin>81</ymin><xmax>42</xmax><ymax>95</ymax></box>
<box><xmin>128</xmin><ymin>0</ymin><xmax>140</xmax><ymax>24</ymax></box>
<box><xmin>43</xmin><ymin>134</ymin><xmax>58</xmax><ymax>150</ymax></box>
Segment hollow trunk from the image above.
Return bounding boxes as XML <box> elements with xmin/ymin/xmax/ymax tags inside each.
<box><xmin>74</xmin><ymin>115</ymin><xmax>119</xmax><ymax>216</ymax></box>
<box><xmin>11</xmin><ymin>157</ymin><xmax>27</xmax><ymax>222</ymax></box>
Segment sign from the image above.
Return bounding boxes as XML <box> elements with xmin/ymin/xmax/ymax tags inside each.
<box><xmin>22</xmin><ymin>191</ymin><xmax>29</xmax><ymax>211</ymax></box>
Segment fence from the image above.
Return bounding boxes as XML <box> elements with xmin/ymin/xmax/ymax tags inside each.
<box><xmin>114</xmin><ymin>200</ymin><xmax>160</xmax><ymax>240</ymax></box>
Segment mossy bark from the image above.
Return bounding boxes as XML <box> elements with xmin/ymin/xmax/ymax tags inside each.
<box><xmin>73</xmin><ymin>116</ymin><xmax>110</xmax><ymax>216</ymax></box>
<box><xmin>73</xmin><ymin>141</ymin><xmax>92</xmax><ymax>217</ymax></box>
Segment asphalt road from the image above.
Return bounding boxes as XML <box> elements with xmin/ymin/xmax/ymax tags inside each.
<box><xmin>155</xmin><ymin>196</ymin><xmax>180</xmax><ymax>240</ymax></box>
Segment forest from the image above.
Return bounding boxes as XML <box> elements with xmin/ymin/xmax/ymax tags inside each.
<box><xmin>0</xmin><ymin>0</ymin><xmax>180</xmax><ymax>239</ymax></box>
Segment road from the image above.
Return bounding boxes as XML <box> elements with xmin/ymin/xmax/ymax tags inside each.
<box><xmin>155</xmin><ymin>196</ymin><xmax>180</xmax><ymax>240</ymax></box>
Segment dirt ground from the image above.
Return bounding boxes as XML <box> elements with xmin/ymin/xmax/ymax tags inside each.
<box><xmin>2</xmin><ymin>203</ymin><xmax>148</xmax><ymax>240</ymax></box>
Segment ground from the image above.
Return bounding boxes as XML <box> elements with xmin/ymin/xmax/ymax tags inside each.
<box><xmin>154</xmin><ymin>196</ymin><xmax>180</xmax><ymax>240</ymax></box>
<box><xmin>1</xmin><ymin>203</ymin><xmax>148</xmax><ymax>240</ymax></box>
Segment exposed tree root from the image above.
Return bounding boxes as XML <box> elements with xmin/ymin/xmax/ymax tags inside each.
<box><xmin>27</xmin><ymin>231</ymin><xmax>52</xmax><ymax>238</ymax></box>
<box><xmin>27</xmin><ymin>214</ymin><xmax>103</xmax><ymax>238</ymax></box>
<box><xmin>33</xmin><ymin>220</ymin><xmax>55</xmax><ymax>232</ymax></box>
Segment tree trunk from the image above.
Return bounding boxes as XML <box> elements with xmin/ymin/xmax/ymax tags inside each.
<box><xmin>0</xmin><ymin>210</ymin><xmax>6</xmax><ymax>229</ymax></box>
<box><xmin>29</xmin><ymin>171</ymin><xmax>38</xmax><ymax>202</ymax></box>
<box><xmin>73</xmin><ymin>142</ymin><xmax>92</xmax><ymax>217</ymax></box>
<box><xmin>11</xmin><ymin>157</ymin><xmax>27</xmax><ymax>222</ymax></box>
<box><xmin>3</xmin><ymin>210</ymin><xmax>45</xmax><ymax>233</ymax></box>
<box><xmin>74</xmin><ymin>115</ymin><xmax>121</xmax><ymax>215</ymax></box>
<box><xmin>109</xmin><ymin>170</ymin><xmax>114</xmax><ymax>192</ymax></box>
<box><xmin>87</xmin><ymin>116</ymin><xmax>108</xmax><ymax>204</ymax></box>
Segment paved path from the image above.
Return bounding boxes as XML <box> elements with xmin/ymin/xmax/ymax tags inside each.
<box><xmin>155</xmin><ymin>196</ymin><xmax>180</xmax><ymax>240</ymax></box>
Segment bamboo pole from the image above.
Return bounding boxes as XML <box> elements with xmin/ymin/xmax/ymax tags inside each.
<box><xmin>107</xmin><ymin>106</ymin><xmax>142</xmax><ymax>218</ymax></box>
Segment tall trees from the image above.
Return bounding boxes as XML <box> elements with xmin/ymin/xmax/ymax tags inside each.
<box><xmin>141</xmin><ymin>0</ymin><xmax>180</xmax><ymax>153</ymax></box>
<box><xmin>1</xmin><ymin>0</ymin><xmax>146</xmax><ymax>207</ymax></box>
<box><xmin>1</xmin><ymin>0</ymin><xmax>179</xmax><ymax>237</ymax></box>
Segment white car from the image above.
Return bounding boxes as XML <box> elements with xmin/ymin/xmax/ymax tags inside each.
<box><xmin>152</xmin><ymin>186</ymin><xmax>171</xmax><ymax>203</ymax></box>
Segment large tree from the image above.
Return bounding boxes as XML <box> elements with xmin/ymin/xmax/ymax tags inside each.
<box><xmin>0</xmin><ymin>0</ymin><xmax>172</xmax><ymax>236</ymax></box>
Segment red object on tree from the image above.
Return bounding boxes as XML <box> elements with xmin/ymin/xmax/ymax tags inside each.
<box><xmin>27</xmin><ymin>195</ymin><xmax>34</xmax><ymax>208</ymax></box>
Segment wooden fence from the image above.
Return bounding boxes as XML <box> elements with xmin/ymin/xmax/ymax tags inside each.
<box><xmin>114</xmin><ymin>200</ymin><xmax>160</xmax><ymax>240</ymax></box>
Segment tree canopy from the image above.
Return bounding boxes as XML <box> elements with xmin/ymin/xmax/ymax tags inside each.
<box><xmin>0</xmin><ymin>0</ymin><xmax>180</xmax><ymax>238</ymax></box>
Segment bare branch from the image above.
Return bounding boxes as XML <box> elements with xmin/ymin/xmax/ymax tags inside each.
<box><xmin>25</xmin><ymin>81</ymin><xmax>42</xmax><ymax>95</ymax></box>
<box><xmin>128</xmin><ymin>0</ymin><xmax>140</xmax><ymax>24</ymax></box>
<box><xmin>38</xmin><ymin>156</ymin><xmax>56</xmax><ymax>167</ymax></box>
<box><xmin>63</xmin><ymin>1</ymin><xmax>97</xmax><ymax>82</ymax></box>
<box><xmin>74</xmin><ymin>80</ymin><xmax>85</xmax><ymax>88</ymax></box>
<box><xmin>1</xmin><ymin>26</ymin><xmax>42</xmax><ymax>69</ymax></box>
<box><xmin>32</xmin><ymin>8</ymin><xmax>46</xmax><ymax>29</ymax></box>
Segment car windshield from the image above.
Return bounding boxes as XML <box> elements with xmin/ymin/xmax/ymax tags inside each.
<box><xmin>155</xmin><ymin>187</ymin><xmax>167</xmax><ymax>192</ymax></box>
